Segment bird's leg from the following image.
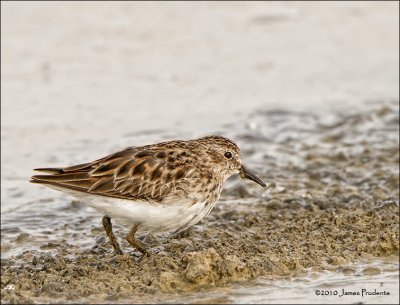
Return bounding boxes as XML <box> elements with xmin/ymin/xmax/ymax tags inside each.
<box><xmin>102</xmin><ymin>215</ymin><xmax>123</xmax><ymax>255</ymax></box>
<box><xmin>126</xmin><ymin>224</ymin><xmax>150</xmax><ymax>262</ymax></box>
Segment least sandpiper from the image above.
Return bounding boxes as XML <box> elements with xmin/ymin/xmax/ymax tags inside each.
<box><xmin>31</xmin><ymin>135</ymin><xmax>266</xmax><ymax>261</ymax></box>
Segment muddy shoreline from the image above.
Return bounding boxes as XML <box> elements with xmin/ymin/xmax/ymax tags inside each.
<box><xmin>2</xmin><ymin>2</ymin><xmax>399</xmax><ymax>303</ymax></box>
<box><xmin>1</xmin><ymin>198</ymin><xmax>399</xmax><ymax>304</ymax></box>
<box><xmin>1</xmin><ymin>103</ymin><xmax>399</xmax><ymax>304</ymax></box>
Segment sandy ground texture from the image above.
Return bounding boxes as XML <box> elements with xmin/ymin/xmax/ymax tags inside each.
<box><xmin>1</xmin><ymin>2</ymin><xmax>399</xmax><ymax>303</ymax></box>
<box><xmin>1</xmin><ymin>102</ymin><xmax>399</xmax><ymax>304</ymax></box>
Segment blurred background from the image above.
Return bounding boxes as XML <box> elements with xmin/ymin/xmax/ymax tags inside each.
<box><xmin>1</xmin><ymin>1</ymin><xmax>399</xmax><ymax>212</ymax></box>
<box><xmin>1</xmin><ymin>3</ymin><xmax>399</xmax><ymax>303</ymax></box>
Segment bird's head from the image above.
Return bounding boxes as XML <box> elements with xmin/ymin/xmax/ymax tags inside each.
<box><xmin>196</xmin><ymin>135</ymin><xmax>266</xmax><ymax>187</ymax></box>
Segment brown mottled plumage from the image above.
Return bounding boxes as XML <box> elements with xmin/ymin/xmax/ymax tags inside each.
<box><xmin>31</xmin><ymin>135</ymin><xmax>266</xmax><ymax>261</ymax></box>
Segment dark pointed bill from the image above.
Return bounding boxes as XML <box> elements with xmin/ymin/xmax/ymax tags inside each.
<box><xmin>240</xmin><ymin>165</ymin><xmax>266</xmax><ymax>187</ymax></box>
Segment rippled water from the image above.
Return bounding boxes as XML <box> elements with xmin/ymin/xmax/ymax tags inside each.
<box><xmin>3</xmin><ymin>101</ymin><xmax>398</xmax><ymax>257</ymax></box>
<box><xmin>164</xmin><ymin>260</ymin><xmax>399</xmax><ymax>304</ymax></box>
<box><xmin>2</xmin><ymin>101</ymin><xmax>399</xmax><ymax>304</ymax></box>
<box><xmin>2</xmin><ymin>2</ymin><xmax>399</xmax><ymax>303</ymax></box>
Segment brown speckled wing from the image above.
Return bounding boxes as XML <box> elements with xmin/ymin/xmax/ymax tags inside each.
<box><xmin>30</xmin><ymin>146</ymin><xmax>194</xmax><ymax>202</ymax></box>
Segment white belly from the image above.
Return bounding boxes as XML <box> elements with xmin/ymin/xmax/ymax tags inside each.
<box><xmin>47</xmin><ymin>186</ymin><xmax>215</xmax><ymax>234</ymax></box>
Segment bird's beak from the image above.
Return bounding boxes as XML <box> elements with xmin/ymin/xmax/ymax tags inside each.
<box><xmin>240</xmin><ymin>165</ymin><xmax>266</xmax><ymax>187</ymax></box>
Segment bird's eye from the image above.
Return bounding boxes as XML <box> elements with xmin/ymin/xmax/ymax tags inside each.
<box><xmin>224</xmin><ymin>151</ymin><xmax>232</xmax><ymax>159</ymax></box>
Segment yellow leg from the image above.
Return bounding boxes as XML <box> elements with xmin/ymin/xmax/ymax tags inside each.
<box><xmin>102</xmin><ymin>215</ymin><xmax>123</xmax><ymax>255</ymax></box>
<box><xmin>126</xmin><ymin>224</ymin><xmax>150</xmax><ymax>262</ymax></box>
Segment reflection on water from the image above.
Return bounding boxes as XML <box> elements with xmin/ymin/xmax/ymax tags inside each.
<box><xmin>106</xmin><ymin>260</ymin><xmax>398</xmax><ymax>304</ymax></box>
<box><xmin>227</xmin><ymin>261</ymin><xmax>399</xmax><ymax>304</ymax></box>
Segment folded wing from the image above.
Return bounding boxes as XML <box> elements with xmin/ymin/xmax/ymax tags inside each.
<box><xmin>30</xmin><ymin>147</ymin><xmax>192</xmax><ymax>202</ymax></box>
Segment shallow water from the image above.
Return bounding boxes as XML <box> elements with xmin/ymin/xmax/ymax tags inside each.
<box><xmin>1</xmin><ymin>102</ymin><xmax>399</xmax><ymax>304</ymax></box>
<box><xmin>2</xmin><ymin>2</ymin><xmax>399</xmax><ymax>304</ymax></box>
<box><xmin>165</xmin><ymin>260</ymin><xmax>400</xmax><ymax>304</ymax></box>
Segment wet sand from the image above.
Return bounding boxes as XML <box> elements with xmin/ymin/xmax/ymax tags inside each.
<box><xmin>1</xmin><ymin>103</ymin><xmax>399</xmax><ymax>304</ymax></box>
<box><xmin>1</xmin><ymin>2</ymin><xmax>399</xmax><ymax>303</ymax></box>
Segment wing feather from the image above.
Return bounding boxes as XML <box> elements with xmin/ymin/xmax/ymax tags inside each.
<box><xmin>30</xmin><ymin>146</ymin><xmax>196</xmax><ymax>203</ymax></box>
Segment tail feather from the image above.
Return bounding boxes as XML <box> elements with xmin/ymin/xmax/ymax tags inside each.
<box><xmin>62</xmin><ymin>162</ymin><xmax>93</xmax><ymax>172</ymax></box>
<box><xmin>30</xmin><ymin>173</ymin><xmax>96</xmax><ymax>191</ymax></box>
<box><xmin>33</xmin><ymin>168</ymin><xmax>64</xmax><ymax>174</ymax></box>
<box><xmin>34</xmin><ymin>162</ymin><xmax>93</xmax><ymax>175</ymax></box>
<box><xmin>30</xmin><ymin>162</ymin><xmax>98</xmax><ymax>193</ymax></box>
<box><xmin>29</xmin><ymin>179</ymin><xmax>93</xmax><ymax>194</ymax></box>
<box><xmin>31</xmin><ymin>172</ymin><xmax>90</xmax><ymax>182</ymax></box>
<box><xmin>31</xmin><ymin>154</ymin><xmax>125</xmax><ymax>196</ymax></box>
